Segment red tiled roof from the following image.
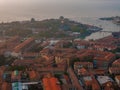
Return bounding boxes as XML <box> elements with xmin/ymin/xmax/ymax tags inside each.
<box><xmin>29</xmin><ymin>70</ymin><xmax>37</xmax><ymax>79</ymax></box>
<box><xmin>42</xmin><ymin>77</ymin><xmax>61</xmax><ymax>90</ymax></box>
<box><xmin>91</xmin><ymin>69</ymin><xmax>106</xmax><ymax>75</ymax></box>
<box><xmin>78</xmin><ymin>68</ymin><xmax>89</xmax><ymax>76</ymax></box>
<box><xmin>37</xmin><ymin>67</ymin><xmax>65</xmax><ymax>72</ymax></box>
<box><xmin>76</xmin><ymin>49</ymin><xmax>115</xmax><ymax>61</ymax></box>
<box><xmin>12</xmin><ymin>59</ymin><xmax>34</xmax><ymax>66</ymax></box>
<box><xmin>1</xmin><ymin>82</ymin><xmax>11</xmax><ymax>90</ymax></box>
<box><xmin>22</xmin><ymin>52</ymin><xmax>39</xmax><ymax>57</ymax></box>
<box><xmin>68</xmin><ymin>67</ymin><xmax>84</xmax><ymax>90</ymax></box>
<box><xmin>13</xmin><ymin>37</ymin><xmax>34</xmax><ymax>53</ymax></box>
<box><xmin>92</xmin><ymin>77</ymin><xmax>101</xmax><ymax>90</ymax></box>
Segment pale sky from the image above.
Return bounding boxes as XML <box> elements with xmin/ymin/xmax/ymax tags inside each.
<box><xmin>0</xmin><ymin>0</ymin><xmax>118</xmax><ymax>5</ymax></box>
<box><xmin>0</xmin><ymin>0</ymin><xmax>120</xmax><ymax>21</ymax></box>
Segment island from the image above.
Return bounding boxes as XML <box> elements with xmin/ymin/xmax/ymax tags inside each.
<box><xmin>0</xmin><ymin>16</ymin><xmax>102</xmax><ymax>39</ymax></box>
<box><xmin>99</xmin><ymin>16</ymin><xmax>120</xmax><ymax>25</ymax></box>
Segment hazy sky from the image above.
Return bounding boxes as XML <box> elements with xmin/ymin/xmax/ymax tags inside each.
<box><xmin>0</xmin><ymin>0</ymin><xmax>120</xmax><ymax>21</ymax></box>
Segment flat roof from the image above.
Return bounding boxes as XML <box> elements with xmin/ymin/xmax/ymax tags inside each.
<box><xmin>97</xmin><ymin>76</ymin><xmax>113</xmax><ymax>85</ymax></box>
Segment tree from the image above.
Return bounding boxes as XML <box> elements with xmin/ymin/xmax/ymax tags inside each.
<box><xmin>59</xmin><ymin>16</ymin><xmax>64</xmax><ymax>20</ymax></box>
<box><xmin>31</xmin><ymin>18</ymin><xmax>36</xmax><ymax>22</ymax></box>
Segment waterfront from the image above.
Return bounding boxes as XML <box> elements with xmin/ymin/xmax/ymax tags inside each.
<box><xmin>73</xmin><ymin>17</ymin><xmax>120</xmax><ymax>40</ymax></box>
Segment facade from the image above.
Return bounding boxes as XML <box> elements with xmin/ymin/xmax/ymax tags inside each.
<box><xmin>74</xmin><ymin>62</ymin><xmax>93</xmax><ymax>70</ymax></box>
<box><xmin>109</xmin><ymin>59</ymin><xmax>120</xmax><ymax>75</ymax></box>
<box><xmin>68</xmin><ymin>67</ymin><xmax>84</xmax><ymax>90</ymax></box>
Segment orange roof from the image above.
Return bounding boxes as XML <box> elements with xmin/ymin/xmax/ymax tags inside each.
<box><xmin>76</xmin><ymin>49</ymin><xmax>115</xmax><ymax>61</ymax></box>
<box><xmin>68</xmin><ymin>67</ymin><xmax>84</xmax><ymax>90</ymax></box>
<box><xmin>91</xmin><ymin>69</ymin><xmax>106</xmax><ymax>75</ymax></box>
<box><xmin>115</xmin><ymin>75</ymin><xmax>120</xmax><ymax>80</ymax></box>
<box><xmin>29</xmin><ymin>71</ymin><xmax>37</xmax><ymax>79</ymax></box>
<box><xmin>85</xmin><ymin>80</ymin><xmax>92</xmax><ymax>86</ymax></box>
<box><xmin>43</xmin><ymin>78</ymin><xmax>51</xmax><ymax>90</ymax></box>
<box><xmin>42</xmin><ymin>77</ymin><xmax>61</xmax><ymax>90</ymax></box>
<box><xmin>92</xmin><ymin>77</ymin><xmax>101</xmax><ymax>90</ymax></box>
<box><xmin>50</xmin><ymin>77</ymin><xmax>61</xmax><ymax>90</ymax></box>
<box><xmin>37</xmin><ymin>67</ymin><xmax>65</xmax><ymax>72</ymax></box>
<box><xmin>14</xmin><ymin>37</ymin><xmax>34</xmax><ymax>52</ymax></box>
<box><xmin>12</xmin><ymin>59</ymin><xmax>34</xmax><ymax>66</ymax></box>
<box><xmin>78</xmin><ymin>68</ymin><xmax>89</xmax><ymax>75</ymax></box>
<box><xmin>1</xmin><ymin>82</ymin><xmax>8</xmax><ymax>90</ymax></box>
<box><xmin>104</xmin><ymin>82</ymin><xmax>114</xmax><ymax>90</ymax></box>
<box><xmin>23</xmin><ymin>52</ymin><xmax>39</xmax><ymax>57</ymax></box>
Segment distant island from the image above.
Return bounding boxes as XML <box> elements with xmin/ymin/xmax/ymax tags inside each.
<box><xmin>99</xmin><ymin>16</ymin><xmax>120</xmax><ymax>25</ymax></box>
<box><xmin>99</xmin><ymin>17</ymin><xmax>114</xmax><ymax>21</ymax></box>
<box><xmin>0</xmin><ymin>16</ymin><xmax>102</xmax><ymax>39</ymax></box>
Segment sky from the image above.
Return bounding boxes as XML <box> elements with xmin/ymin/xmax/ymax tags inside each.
<box><xmin>0</xmin><ymin>0</ymin><xmax>120</xmax><ymax>21</ymax></box>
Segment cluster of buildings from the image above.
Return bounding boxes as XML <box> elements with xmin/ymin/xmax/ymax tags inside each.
<box><xmin>0</xmin><ymin>34</ymin><xmax>120</xmax><ymax>90</ymax></box>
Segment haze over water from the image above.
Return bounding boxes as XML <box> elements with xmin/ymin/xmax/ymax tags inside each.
<box><xmin>0</xmin><ymin>0</ymin><xmax>120</xmax><ymax>22</ymax></box>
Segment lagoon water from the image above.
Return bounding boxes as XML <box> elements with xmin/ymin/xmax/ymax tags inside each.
<box><xmin>0</xmin><ymin>0</ymin><xmax>120</xmax><ymax>22</ymax></box>
<box><xmin>73</xmin><ymin>17</ymin><xmax>120</xmax><ymax>40</ymax></box>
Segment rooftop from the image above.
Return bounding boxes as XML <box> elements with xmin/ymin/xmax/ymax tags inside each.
<box><xmin>42</xmin><ymin>77</ymin><xmax>61</xmax><ymax>90</ymax></box>
<box><xmin>13</xmin><ymin>37</ymin><xmax>34</xmax><ymax>53</ymax></box>
<box><xmin>97</xmin><ymin>76</ymin><xmax>113</xmax><ymax>85</ymax></box>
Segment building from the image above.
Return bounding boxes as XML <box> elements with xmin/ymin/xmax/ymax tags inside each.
<box><xmin>74</xmin><ymin>62</ymin><xmax>93</xmax><ymax>71</ymax></box>
<box><xmin>1</xmin><ymin>82</ymin><xmax>11</xmax><ymax>90</ymax></box>
<box><xmin>97</xmin><ymin>76</ymin><xmax>114</xmax><ymax>89</ymax></box>
<box><xmin>12</xmin><ymin>37</ymin><xmax>35</xmax><ymax>57</ymax></box>
<box><xmin>12</xmin><ymin>59</ymin><xmax>35</xmax><ymax>67</ymax></box>
<box><xmin>11</xmin><ymin>70</ymin><xmax>21</xmax><ymax>82</ymax></box>
<box><xmin>115</xmin><ymin>75</ymin><xmax>120</xmax><ymax>87</ymax></box>
<box><xmin>109</xmin><ymin>59</ymin><xmax>120</xmax><ymax>75</ymax></box>
<box><xmin>92</xmin><ymin>35</ymin><xmax>120</xmax><ymax>51</ymax></box>
<box><xmin>74</xmin><ymin>40</ymin><xmax>90</xmax><ymax>50</ymax></box>
<box><xmin>28</xmin><ymin>70</ymin><xmax>39</xmax><ymax>81</ymax></box>
<box><xmin>77</xmin><ymin>68</ymin><xmax>89</xmax><ymax>76</ymax></box>
<box><xmin>42</xmin><ymin>77</ymin><xmax>61</xmax><ymax>90</ymax></box>
<box><xmin>22</xmin><ymin>52</ymin><xmax>39</xmax><ymax>59</ymax></box>
<box><xmin>76</xmin><ymin>50</ymin><xmax>115</xmax><ymax>69</ymax></box>
<box><xmin>82</xmin><ymin>76</ymin><xmax>101</xmax><ymax>90</ymax></box>
<box><xmin>37</xmin><ymin>67</ymin><xmax>66</xmax><ymax>74</ymax></box>
<box><xmin>68</xmin><ymin>67</ymin><xmax>84</xmax><ymax>90</ymax></box>
<box><xmin>12</xmin><ymin>82</ymin><xmax>28</xmax><ymax>90</ymax></box>
<box><xmin>111</xmin><ymin>58</ymin><xmax>120</xmax><ymax>68</ymax></box>
<box><xmin>109</xmin><ymin>67</ymin><xmax>120</xmax><ymax>75</ymax></box>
